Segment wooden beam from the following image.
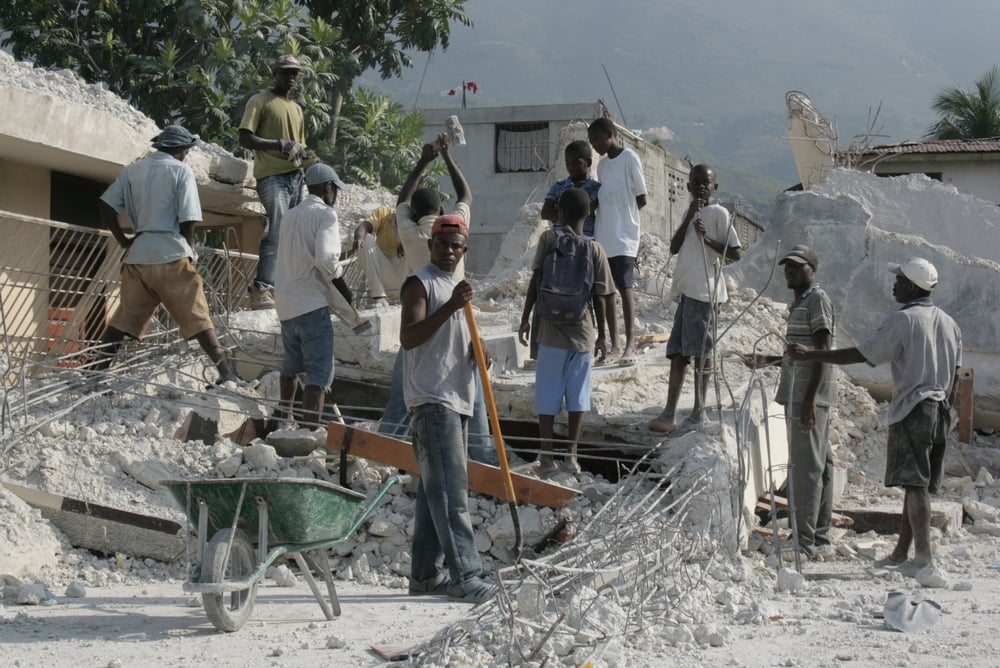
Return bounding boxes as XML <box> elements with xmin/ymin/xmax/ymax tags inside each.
<box><xmin>325</xmin><ymin>422</ymin><xmax>578</xmax><ymax>508</ymax></box>
<box><xmin>1</xmin><ymin>480</ymin><xmax>185</xmax><ymax>562</ymax></box>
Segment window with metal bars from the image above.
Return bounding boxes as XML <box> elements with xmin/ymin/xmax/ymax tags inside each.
<box><xmin>494</xmin><ymin>122</ymin><xmax>550</xmax><ymax>173</ymax></box>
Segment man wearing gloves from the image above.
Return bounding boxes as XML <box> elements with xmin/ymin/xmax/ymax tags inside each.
<box><xmin>239</xmin><ymin>54</ymin><xmax>318</xmax><ymax>309</ymax></box>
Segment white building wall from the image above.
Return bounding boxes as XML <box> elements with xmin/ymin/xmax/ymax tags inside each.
<box><xmin>873</xmin><ymin>156</ymin><xmax>1000</xmax><ymax>205</ymax></box>
<box><xmin>420</xmin><ymin>104</ymin><xmax>689</xmax><ymax>275</ymax></box>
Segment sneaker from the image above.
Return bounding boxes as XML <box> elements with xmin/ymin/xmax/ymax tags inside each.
<box><xmin>249</xmin><ymin>286</ymin><xmax>275</xmax><ymax>310</ymax></box>
<box><xmin>408</xmin><ymin>572</ymin><xmax>451</xmax><ymax>596</ymax></box>
<box><xmin>371</xmin><ymin>296</ymin><xmax>390</xmax><ymax>308</ymax></box>
<box><xmin>447</xmin><ymin>578</ymin><xmax>495</xmax><ymax>604</ymax></box>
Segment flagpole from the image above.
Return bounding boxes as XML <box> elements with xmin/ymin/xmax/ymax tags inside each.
<box><xmin>462</xmin><ymin>80</ymin><xmax>467</xmax><ymax>109</ymax></box>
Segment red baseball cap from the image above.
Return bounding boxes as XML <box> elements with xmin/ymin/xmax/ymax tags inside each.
<box><xmin>431</xmin><ymin>214</ymin><xmax>469</xmax><ymax>238</ymax></box>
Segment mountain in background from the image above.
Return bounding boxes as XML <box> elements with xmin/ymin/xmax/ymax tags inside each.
<box><xmin>359</xmin><ymin>0</ymin><xmax>1000</xmax><ymax>212</ymax></box>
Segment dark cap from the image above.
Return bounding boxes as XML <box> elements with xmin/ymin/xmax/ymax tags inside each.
<box><xmin>151</xmin><ymin>124</ymin><xmax>198</xmax><ymax>149</ymax></box>
<box><xmin>431</xmin><ymin>214</ymin><xmax>469</xmax><ymax>238</ymax></box>
<box><xmin>271</xmin><ymin>54</ymin><xmax>302</xmax><ymax>72</ymax></box>
<box><xmin>779</xmin><ymin>244</ymin><xmax>818</xmax><ymax>269</ymax></box>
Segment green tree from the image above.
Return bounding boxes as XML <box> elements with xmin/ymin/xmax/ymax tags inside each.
<box><xmin>0</xmin><ymin>0</ymin><xmax>470</xmax><ymax>157</ymax></box>
<box><xmin>327</xmin><ymin>87</ymin><xmax>441</xmax><ymax>190</ymax></box>
<box><xmin>926</xmin><ymin>65</ymin><xmax>1000</xmax><ymax>139</ymax></box>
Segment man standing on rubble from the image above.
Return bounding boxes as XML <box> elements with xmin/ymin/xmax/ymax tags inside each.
<box><xmin>744</xmin><ymin>245</ymin><xmax>836</xmax><ymax>559</ymax></box>
<box><xmin>239</xmin><ymin>54</ymin><xmax>319</xmax><ymax>310</ymax></box>
<box><xmin>790</xmin><ymin>258</ymin><xmax>962</xmax><ymax>575</ymax></box>
<box><xmin>400</xmin><ymin>214</ymin><xmax>492</xmax><ymax>604</ymax></box>
<box><xmin>95</xmin><ymin>124</ymin><xmax>237</xmax><ymax>384</ymax></box>
<box><xmin>268</xmin><ymin>163</ymin><xmax>353</xmax><ymax>432</ymax></box>
<box><xmin>648</xmin><ymin>164</ymin><xmax>741</xmax><ymax>435</ymax></box>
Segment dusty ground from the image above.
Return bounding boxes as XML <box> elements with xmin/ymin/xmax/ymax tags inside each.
<box><xmin>2</xmin><ymin>580</ymin><xmax>470</xmax><ymax>667</ymax></box>
<box><xmin>3</xmin><ymin>547</ymin><xmax>999</xmax><ymax>667</ymax></box>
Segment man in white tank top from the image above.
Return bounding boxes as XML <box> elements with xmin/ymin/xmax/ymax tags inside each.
<box><xmin>399</xmin><ymin>215</ymin><xmax>493</xmax><ymax>604</ymax></box>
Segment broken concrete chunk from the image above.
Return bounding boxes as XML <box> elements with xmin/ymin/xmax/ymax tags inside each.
<box><xmin>64</xmin><ymin>581</ymin><xmax>86</xmax><ymax>598</ymax></box>
<box><xmin>268</xmin><ymin>564</ymin><xmax>297</xmax><ymax>587</ymax></box>
<box><xmin>243</xmin><ymin>443</ymin><xmax>279</xmax><ymax>471</ymax></box>
<box><xmin>776</xmin><ymin>567</ymin><xmax>806</xmax><ymax>593</ymax></box>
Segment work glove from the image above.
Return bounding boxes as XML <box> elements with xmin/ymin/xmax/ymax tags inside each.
<box><xmin>277</xmin><ymin>139</ymin><xmax>306</xmax><ymax>166</ymax></box>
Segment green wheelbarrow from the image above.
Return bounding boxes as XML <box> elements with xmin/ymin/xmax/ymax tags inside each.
<box><xmin>162</xmin><ymin>475</ymin><xmax>406</xmax><ymax>632</ymax></box>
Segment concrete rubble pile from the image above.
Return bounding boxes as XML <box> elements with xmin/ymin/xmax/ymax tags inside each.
<box><xmin>4</xmin><ymin>193</ymin><xmax>1000</xmax><ymax>663</ymax></box>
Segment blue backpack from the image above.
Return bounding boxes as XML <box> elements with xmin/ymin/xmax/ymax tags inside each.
<box><xmin>536</xmin><ymin>228</ymin><xmax>594</xmax><ymax>323</ymax></box>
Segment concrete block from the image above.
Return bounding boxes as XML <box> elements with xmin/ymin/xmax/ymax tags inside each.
<box><xmin>483</xmin><ymin>333</ymin><xmax>528</xmax><ymax>375</ymax></box>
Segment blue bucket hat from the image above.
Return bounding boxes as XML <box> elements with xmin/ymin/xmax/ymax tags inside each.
<box><xmin>151</xmin><ymin>125</ymin><xmax>198</xmax><ymax>149</ymax></box>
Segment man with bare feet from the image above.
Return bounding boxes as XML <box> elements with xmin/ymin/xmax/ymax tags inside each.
<box><xmin>790</xmin><ymin>258</ymin><xmax>961</xmax><ymax>575</ymax></box>
<box><xmin>647</xmin><ymin>164</ymin><xmax>740</xmax><ymax>435</ymax></box>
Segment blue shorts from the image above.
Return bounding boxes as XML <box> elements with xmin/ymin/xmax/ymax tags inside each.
<box><xmin>280</xmin><ymin>307</ymin><xmax>335</xmax><ymax>388</ymax></box>
<box><xmin>608</xmin><ymin>255</ymin><xmax>636</xmax><ymax>290</ymax></box>
<box><xmin>666</xmin><ymin>295</ymin><xmax>714</xmax><ymax>360</ymax></box>
<box><xmin>534</xmin><ymin>344</ymin><xmax>592</xmax><ymax>415</ymax></box>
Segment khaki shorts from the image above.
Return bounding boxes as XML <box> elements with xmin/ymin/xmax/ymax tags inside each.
<box><xmin>109</xmin><ymin>259</ymin><xmax>213</xmax><ymax>340</ymax></box>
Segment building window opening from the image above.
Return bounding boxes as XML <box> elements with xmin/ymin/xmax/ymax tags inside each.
<box><xmin>495</xmin><ymin>122</ymin><xmax>549</xmax><ymax>173</ymax></box>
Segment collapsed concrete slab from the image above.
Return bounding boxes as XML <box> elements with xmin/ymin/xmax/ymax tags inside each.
<box><xmin>730</xmin><ymin>169</ymin><xmax>1000</xmax><ymax>425</ymax></box>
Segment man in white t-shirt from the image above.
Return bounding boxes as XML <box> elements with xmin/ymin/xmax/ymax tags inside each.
<box><xmin>268</xmin><ymin>163</ymin><xmax>353</xmax><ymax>432</ymax></box>
<box><xmin>587</xmin><ymin>117</ymin><xmax>647</xmax><ymax>365</ymax></box>
<box><xmin>648</xmin><ymin>164</ymin><xmax>741</xmax><ymax>434</ymax></box>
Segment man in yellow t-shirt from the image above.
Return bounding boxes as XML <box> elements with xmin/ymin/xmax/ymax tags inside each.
<box><xmin>353</xmin><ymin>205</ymin><xmax>407</xmax><ymax>307</ymax></box>
<box><xmin>239</xmin><ymin>54</ymin><xmax>319</xmax><ymax>309</ymax></box>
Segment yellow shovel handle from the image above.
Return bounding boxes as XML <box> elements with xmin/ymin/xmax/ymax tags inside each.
<box><xmin>463</xmin><ymin>302</ymin><xmax>517</xmax><ymax>504</ymax></box>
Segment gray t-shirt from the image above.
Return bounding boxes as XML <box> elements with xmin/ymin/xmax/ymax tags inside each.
<box><xmin>857</xmin><ymin>297</ymin><xmax>962</xmax><ymax>424</ymax></box>
<box><xmin>100</xmin><ymin>151</ymin><xmax>200</xmax><ymax>265</ymax></box>
<box><xmin>402</xmin><ymin>263</ymin><xmax>475</xmax><ymax>416</ymax></box>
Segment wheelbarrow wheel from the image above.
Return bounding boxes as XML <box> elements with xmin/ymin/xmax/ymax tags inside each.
<box><xmin>201</xmin><ymin>528</ymin><xmax>257</xmax><ymax>632</ymax></box>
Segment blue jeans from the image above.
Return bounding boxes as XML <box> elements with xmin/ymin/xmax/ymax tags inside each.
<box><xmin>379</xmin><ymin>350</ymin><xmax>497</xmax><ymax>465</ymax></box>
<box><xmin>410</xmin><ymin>403</ymin><xmax>482</xmax><ymax>587</ymax></box>
<box><xmin>254</xmin><ymin>170</ymin><xmax>304</xmax><ymax>289</ymax></box>
<box><xmin>279</xmin><ymin>307</ymin><xmax>334</xmax><ymax>389</ymax></box>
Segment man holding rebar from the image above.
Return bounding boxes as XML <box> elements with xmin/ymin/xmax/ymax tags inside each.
<box><xmin>744</xmin><ymin>245</ymin><xmax>836</xmax><ymax>560</ymax></box>
<box><xmin>790</xmin><ymin>258</ymin><xmax>962</xmax><ymax>575</ymax></box>
<box><xmin>95</xmin><ymin>124</ymin><xmax>237</xmax><ymax>384</ymax></box>
<box><xmin>648</xmin><ymin>164</ymin><xmax>741</xmax><ymax>435</ymax></box>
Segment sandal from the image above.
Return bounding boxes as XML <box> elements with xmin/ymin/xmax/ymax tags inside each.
<box><xmin>618</xmin><ymin>354</ymin><xmax>638</xmax><ymax>367</ymax></box>
<box><xmin>408</xmin><ymin>573</ymin><xmax>451</xmax><ymax>596</ymax></box>
<box><xmin>447</xmin><ymin>578</ymin><xmax>495</xmax><ymax>604</ymax></box>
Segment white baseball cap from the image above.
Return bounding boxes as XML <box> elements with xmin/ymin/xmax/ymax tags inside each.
<box><xmin>888</xmin><ymin>258</ymin><xmax>938</xmax><ymax>291</ymax></box>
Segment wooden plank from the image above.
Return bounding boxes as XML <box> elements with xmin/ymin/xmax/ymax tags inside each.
<box><xmin>1</xmin><ymin>480</ymin><xmax>186</xmax><ymax>562</ymax></box>
<box><xmin>756</xmin><ymin>493</ymin><xmax>854</xmax><ymax>527</ymax></box>
<box><xmin>325</xmin><ymin>422</ymin><xmax>578</xmax><ymax>509</ymax></box>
